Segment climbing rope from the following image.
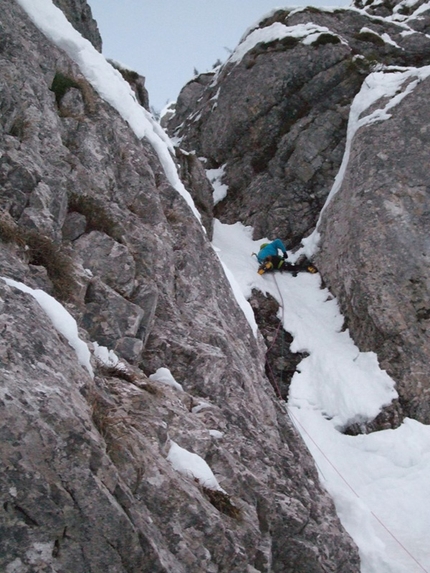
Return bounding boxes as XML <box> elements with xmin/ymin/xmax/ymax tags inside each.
<box><xmin>267</xmin><ymin>272</ymin><xmax>429</xmax><ymax>573</ymax></box>
<box><xmin>286</xmin><ymin>406</ymin><xmax>429</xmax><ymax>573</ymax></box>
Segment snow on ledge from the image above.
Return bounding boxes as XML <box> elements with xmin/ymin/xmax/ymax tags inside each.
<box><xmin>228</xmin><ymin>22</ymin><xmax>344</xmax><ymax>65</ymax></box>
<box><xmin>2</xmin><ymin>277</ymin><xmax>93</xmax><ymax>378</ymax></box>
<box><xmin>149</xmin><ymin>367</ymin><xmax>183</xmax><ymax>391</ymax></box>
<box><xmin>167</xmin><ymin>440</ymin><xmax>225</xmax><ymax>492</ymax></box>
<box><xmin>16</xmin><ymin>0</ymin><xmax>202</xmax><ymax>225</ymax></box>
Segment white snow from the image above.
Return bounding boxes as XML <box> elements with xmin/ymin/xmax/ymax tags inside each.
<box><xmin>208</xmin><ymin>430</ymin><xmax>224</xmax><ymax>439</ymax></box>
<box><xmin>216</xmin><ymin>255</ymin><xmax>258</xmax><ymax>338</ymax></box>
<box><xmin>229</xmin><ymin>22</ymin><xmax>341</xmax><ymax>65</ymax></box>
<box><xmin>2</xmin><ymin>277</ymin><xmax>93</xmax><ymax>378</ymax></box>
<box><xmin>149</xmin><ymin>367</ymin><xmax>183</xmax><ymax>391</ymax></box>
<box><xmin>16</xmin><ymin>0</ymin><xmax>202</xmax><ymax>224</ymax></box>
<box><xmin>413</xmin><ymin>1</ymin><xmax>430</xmax><ymax>17</ymax></box>
<box><xmin>206</xmin><ymin>164</ymin><xmax>229</xmax><ymax>205</ymax></box>
<box><xmin>381</xmin><ymin>32</ymin><xmax>403</xmax><ymax>48</ymax></box>
<box><xmin>393</xmin><ymin>0</ymin><xmax>421</xmax><ymax>10</ymax></box>
<box><xmin>167</xmin><ymin>440</ymin><xmax>225</xmax><ymax>491</ymax></box>
<box><xmin>396</xmin><ymin>0</ymin><xmax>430</xmax><ymax>20</ymax></box>
<box><xmin>213</xmin><ymin>220</ymin><xmax>430</xmax><ymax>573</ymax></box>
<box><xmin>359</xmin><ymin>27</ymin><xmax>403</xmax><ymax>49</ymax></box>
<box><xmin>301</xmin><ymin>65</ymin><xmax>430</xmax><ymax>258</ymax></box>
<box><xmin>192</xmin><ymin>401</ymin><xmax>213</xmax><ymax>414</ymax></box>
<box><xmin>93</xmin><ymin>342</ymin><xmax>128</xmax><ymax>373</ymax></box>
<box><xmin>210</xmin><ymin>88</ymin><xmax>221</xmax><ymax>102</ymax></box>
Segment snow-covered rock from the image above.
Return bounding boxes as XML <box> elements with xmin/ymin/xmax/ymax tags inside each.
<box><xmin>317</xmin><ymin>68</ymin><xmax>430</xmax><ymax>423</ymax></box>
<box><xmin>0</xmin><ymin>0</ymin><xmax>360</xmax><ymax>572</ymax></box>
<box><xmin>167</xmin><ymin>1</ymin><xmax>430</xmax><ymax>246</ymax></box>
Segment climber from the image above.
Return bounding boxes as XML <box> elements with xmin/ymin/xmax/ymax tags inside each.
<box><xmin>255</xmin><ymin>238</ymin><xmax>317</xmax><ymax>276</ymax></box>
<box><xmin>256</xmin><ymin>238</ymin><xmax>288</xmax><ymax>267</ymax></box>
<box><xmin>255</xmin><ymin>238</ymin><xmax>296</xmax><ymax>275</ymax></box>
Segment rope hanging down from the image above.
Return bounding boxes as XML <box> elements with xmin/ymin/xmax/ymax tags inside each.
<box><xmin>268</xmin><ymin>274</ymin><xmax>428</xmax><ymax>573</ymax></box>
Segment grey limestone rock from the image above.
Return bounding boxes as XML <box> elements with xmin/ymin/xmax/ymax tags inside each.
<box><xmin>130</xmin><ymin>283</ymin><xmax>158</xmax><ymax>348</ymax></box>
<box><xmin>62</xmin><ymin>211</ymin><xmax>87</xmax><ymax>241</ymax></box>
<box><xmin>113</xmin><ymin>336</ymin><xmax>144</xmax><ymax>364</ymax></box>
<box><xmin>82</xmin><ymin>277</ymin><xmax>145</xmax><ymax>349</ymax></box>
<box><xmin>74</xmin><ymin>230</ymin><xmax>136</xmax><ymax>298</ymax></box>
<box><xmin>316</xmin><ymin>73</ymin><xmax>430</xmax><ymax>423</ymax></box>
<box><xmin>52</xmin><ymin>0</ymin><xmax>102</xmax><ymax>51</ymax></box>
<box><xmin>0</xmin><ymin>0</ymin><xmax>360</xmax><ymax>571</ymax></box>
<box><xmin>167</xmin><ymin>3</ymin><xmax>430</xmax><ymax>246</ymax></box>
<box><xmin>176</xmin><ymin>147</ymin><xmax>214</xmax><ymax>238</ymax></box>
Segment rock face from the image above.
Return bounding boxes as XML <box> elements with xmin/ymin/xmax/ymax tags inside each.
<box><xmin>0</xmin><ymin>1</ymin><xmax>360</xmax><ymax>572</ymax></box>
<box><xmin>168</xmin><ymin>0</ymin><xmax>430</xmax><ymax>247</ymax></box>
<box><xmin>52</xmin><ymin>0</ymin><xmax>102</xmax><ymax>51</ymax></box>
<box><xmin>167</xmin><ymin>0</ymin><xmax>430</xmax><ymax>423</ymax></box>
<box><xmin>316</xmin><ymin>73</ymin><xmax>430</xmax><ymax>423</ymax></box>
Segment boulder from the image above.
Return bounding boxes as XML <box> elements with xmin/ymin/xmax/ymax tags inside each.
<box><xmin>74</xmin><ymin>231</ymin><xmax>136</xmax><ymax>298</ymax></box>
<box><xmin>82</xmin><ymin>278</ymin><xmax>144</xmax><ymax>349</ymax></box>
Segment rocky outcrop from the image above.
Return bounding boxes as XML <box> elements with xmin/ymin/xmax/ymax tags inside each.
<box><xmin>167</xmin><ymin>0</ymin><xmax>430</xmax><ymax>424</ymax></box>
<box><xmin>0</xmin><ymin>255</ymin><xmax>359</xmax><ymax>572</ymax></box>
<box><xmin>175</xmin><ymin>147</ymin><xmax>215</xmax><ymax>237</ymax></box>
<box><xmin>250</xmin><ymin>290</ymin><xmax>306</xmax><ymax>400</ymax></box>
<box><xmin>316</xmin><ymin>72</ymin><xmax>430</xmax><ymax>423</ymax></box>
<box><xmin>108</xmin><ymin>60</ymin><xmax>150</xmax><ymax>110</ymax></box>
<box><xmin>0</xmin><ymin>0</ymin><xmax>360</xmax><ymax>571</ymax></box>
<box><xmin>52</xmin><ymin>0</ymin><xmax>102</xmax><ymax>51</ymax></box>
<box><xmin>167</xmin><ymin>0</ymin><xmax>430</xmax><ymax>247</ymax></box>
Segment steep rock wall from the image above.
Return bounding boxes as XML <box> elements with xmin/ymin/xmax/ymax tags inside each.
<box><xmin>168</xmin><ymin>0</ymin><xmax>430</xmax><ymax>247</ymax></box>
<box><xmin>316</xmin><ymin>72</ymin><xmax>430</xmax><ymax>423</ymax></box>
<box><xmin>168</xmin><ymin>0</ymin><xmax>430</xmax><ymax>424</ymax></box>
<box><xmin>0</xmin><ymin>1</ymin><xmax>359</xmax><ymax>571</ymax></box>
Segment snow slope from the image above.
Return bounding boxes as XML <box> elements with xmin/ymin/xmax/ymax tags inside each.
<box><xmin>210</xmin><ymin>61</ymin><xmax>430</xmax><ymax>573</ymax></box>
<box><xmin>212</xmin><ymin>221</ymin><xmax>430</xmax><ymax>573</ymax></box>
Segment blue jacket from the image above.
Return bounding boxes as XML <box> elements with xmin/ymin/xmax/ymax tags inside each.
<box><xmin>257</xmin><ymin>239</ymin><xmax>287</xmax><ymax>263</ymax></box>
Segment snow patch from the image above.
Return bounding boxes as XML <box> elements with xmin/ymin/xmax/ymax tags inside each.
<box><xmin>208</xmin><ymin>430</ymin><xmax>224</xmax><ymax>439</ymax></box>
<box><xmin>360</xmin><ymin>27</ymin><xmax>402</xmax><ymax>48</ymax></box>
<box><xmin>206</xmin><ymin>164</ymin><xmax>229</xmax><ymax>205</ymax></box>
<box><xmin>149</xmin><ymin>367</ymin><xmax>183</xmax><ymax>391</ymax></box>
<box><xmin>167</xmin><ymin>440</ymin><xmax>225</xmax><ymax>491</ymax></box>
<box><xmin>229</xmin><ymin>22</ymin><xmax>342</xmax><ymax>65</ymax></box>
<box><xmin>218</xmin><ymin>259</ymin><xmax>258</xmax><ymax>338</ymax></box>
<box><xmin>2</xmin><ymin>277</ymin><xmax>93</xmax><ymax>377</ymax></box>
<box><xmin>192</xmin><ymin>401</ymin><xmax>213</xmax><ymax>414</ymax></box>
<box><xmin>93</xmin><ymin>342</ymin><xmax>128</xmax><ymax>373</ymax></box>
